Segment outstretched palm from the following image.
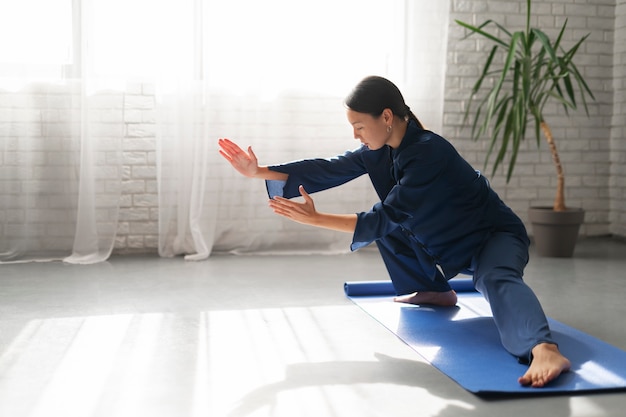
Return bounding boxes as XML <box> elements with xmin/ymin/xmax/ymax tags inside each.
<box><xmin>218</xmin><ymin>138</ymin><xmax>259</xmax><ymax>178</ymax></box>
<box><xmin>269</xmin><ymin>185</ymin><xmax>318</xmax><ymax>226</ymax></box>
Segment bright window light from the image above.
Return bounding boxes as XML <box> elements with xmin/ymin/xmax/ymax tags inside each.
<box><xmin>203</xmin><ymin>0</ymin><xmax>404</xmax><ymax>96</ymax></box>
<box><xmin>89</xmin><ymin>0</ymin><xmax>196</xmax><ymax>80</ymax></box>
<box><xmin>0</xmin><ymin>0</ymin><xmax>73</xmax><ymax>86</ymax></box>
<box><xmin>1</xmin><ymin>0</ymin><xmax>406</xmax><ymax>95</ymax></box>
<box><xmin>0</xmin><ymin>0</ymin><xmax>72</xmax><ymax>65</ymax></box>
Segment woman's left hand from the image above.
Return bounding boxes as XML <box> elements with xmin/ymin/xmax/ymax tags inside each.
<box><xmin>269</xmin><ymin>185</ymin><xmax>318</xmax><ymax>226</ymax></box>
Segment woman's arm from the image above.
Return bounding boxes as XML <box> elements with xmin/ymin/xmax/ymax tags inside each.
<box><xmin>218</xmin><ymin>138</ymin><xmax>288</xmax><ymax>181</ymax></box>
<box><xmin>265</xmin><ymin>148</ymin><xmax>370</xmax><ymax>199</ymax></box>
<box><xmin>220</xmin><ymin>138</ymin><xmax>359</xmax><ymax>233</ymax></box>
<box><xmin>268</xmin><ymin>185</ymin><xmax>357</xmax><ymax>233</ymax></box>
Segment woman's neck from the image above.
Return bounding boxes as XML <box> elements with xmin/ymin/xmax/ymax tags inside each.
<box><xmin>387</xmin><ymin>120</ymin><xmax>409</xmax><ymax>149</ymax></box>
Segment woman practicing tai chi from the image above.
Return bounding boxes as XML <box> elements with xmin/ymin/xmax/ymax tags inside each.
<box><xmin>218</xmin><ymin>76</ymin><xmax>571</xmax><ymax>388</ymax></box>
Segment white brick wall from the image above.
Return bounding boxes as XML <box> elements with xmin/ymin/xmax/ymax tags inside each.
<box><xmin>2</xmin><ymin>0</ymin><xmax>624</xmax><ymax>256</ymax></box>
<box><xmin>446</xmin><ymin>0</ymin><xmax>617</xmax><ymax>237</ymax></box>
<box><xmin>0</xmin><ymin>83</ymin><xmax>124</xmax><ymax>253</ymax></box>
<box><xmin>611</xmin><ymin>0</ymin><xmax>626</xmax><ymax>237</ymax></box>
<box><xmin>117</xmin><ymin>84</ymin><xmax>158</xmax><ymax>252</ymax></box>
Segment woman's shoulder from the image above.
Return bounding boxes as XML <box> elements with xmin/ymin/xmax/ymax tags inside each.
<box><xmin>400</xmin><ymin>127</ymin><xmax>455</xmax><ymax>156</ymax></box>
<box><xmin>413</xmin><ymin>128</ymin><xmax>448</xmax><ymax>144</ymax></box>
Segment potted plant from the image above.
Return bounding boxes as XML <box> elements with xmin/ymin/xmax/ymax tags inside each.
<box><xmin>456</xmin><ymin>0</ymin><xmax>595</xmax><ymax>257</ymax></box>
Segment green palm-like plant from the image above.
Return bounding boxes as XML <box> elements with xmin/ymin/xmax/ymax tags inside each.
<box><xmin>456</xmin><ymin>0</ymin><xmax>595</xmax><ymax>211</ymax></box>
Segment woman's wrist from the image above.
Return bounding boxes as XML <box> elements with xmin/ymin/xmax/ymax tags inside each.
<box><xmin>313</xmin><ymin>213</ymin><xmax>357</xmax><ymax>233</ymax></box>
<box><xmin>257</xmin><ymin>166</ymin><xmax>288</xmax><ymax>181</ymax></box>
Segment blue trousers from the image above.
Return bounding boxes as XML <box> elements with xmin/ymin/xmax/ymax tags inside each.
<box><xmin>376</xmin><ymin>230</ymin><xmax>554</xmax><ymax>362</ymax></box>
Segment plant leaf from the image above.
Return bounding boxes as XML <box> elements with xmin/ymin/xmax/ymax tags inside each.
<box><xmin>455</xmin><ymin>19</ymin><xmax>509</xmax><ymax>48</ymax></box>
<box><xmin>455</xmin><ymin>0</ymin><xmax>595</xmax><ymax>184</ymax></box>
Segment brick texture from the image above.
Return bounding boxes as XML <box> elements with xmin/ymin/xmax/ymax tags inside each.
<box><xmin>1</xmin><ymin>0</ymin><xmax>624</xmax><ymax>255</ymax></box>
<box><xmin>611</xmin><ymin>0</ymin><xmax>626</xmax><ymax>236</ymax></box>
<box><xmin>446</xmin><ymin>0</ymin><xmax>618</xmax><ymax>237</ymax></box>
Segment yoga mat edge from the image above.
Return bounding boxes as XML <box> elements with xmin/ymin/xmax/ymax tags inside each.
<box><xmin>344</xmin><ymin>278</ymin><xmax>476</xmax><ymax>297</ymax></box>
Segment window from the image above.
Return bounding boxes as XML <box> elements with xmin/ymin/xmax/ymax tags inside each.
<box><xmin>0</xmin><ymin>0</ymin><xmax>73</xmax><ymax>88</ymax></box>
<box><xmin>1</xmin><ymin>0</ymin><xmax>407</xmax><ymax>96</ymax></box>
<box><xmin>203</xmin><ymin>0</ymin><xmax>405</xmax><ymax>96</ymax></box>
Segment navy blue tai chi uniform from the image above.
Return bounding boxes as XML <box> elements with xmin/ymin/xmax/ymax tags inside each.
<box><xmin>266</xmin><ymin>121</ymin><xmax>554</xmax><ymax>363</ymax></box>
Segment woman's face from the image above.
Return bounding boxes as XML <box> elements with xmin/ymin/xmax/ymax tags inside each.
<box><xmin>346</xmin><ymin>108</ymin><xmax>391</xmax><ymax>150</ymax></box>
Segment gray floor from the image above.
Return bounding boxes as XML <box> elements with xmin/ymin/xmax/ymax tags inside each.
<box><xmin>1</xmin><ymin>237</ymin><xmax>626</xmax><ymax>417</ymax></box>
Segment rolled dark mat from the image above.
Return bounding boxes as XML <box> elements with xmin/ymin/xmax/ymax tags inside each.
<box><xmin>344</xmin><ymin>277</ymin><xmax>476</xmax><ymax>297</ymax></box>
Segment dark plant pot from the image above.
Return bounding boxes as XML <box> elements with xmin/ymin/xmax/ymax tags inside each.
<box><xmin>528</xmin><ymin>207</ymin><xmax>585</xmax><ymax>258</ymax></box>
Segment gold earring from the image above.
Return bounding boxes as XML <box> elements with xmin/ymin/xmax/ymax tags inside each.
<box><xmin>386</xmin><ymin>125</ymin><xmax>392</xmax><ymax>133</ymax></box>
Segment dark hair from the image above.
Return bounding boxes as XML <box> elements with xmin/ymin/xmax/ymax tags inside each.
<box><xmin>345</xmin><ymin>76</ymin><xmax>424</xmax><ymax>129</ymax></box>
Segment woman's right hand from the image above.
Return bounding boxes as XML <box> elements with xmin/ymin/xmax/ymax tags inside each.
<box><xmin>218</xmin><ymin>138</ymin><xmax>259</xmax><ymax>178</ymax></box>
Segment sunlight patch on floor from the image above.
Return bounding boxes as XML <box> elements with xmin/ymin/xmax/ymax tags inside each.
<box><xmin>0</xmin><ymin>305</ymin><xmax>473</xmax><ymax>417</ymax></box>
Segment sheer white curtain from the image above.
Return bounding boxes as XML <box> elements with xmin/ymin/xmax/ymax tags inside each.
<box><xmin>156</xmin><ymin>0</ymin><xmax>451</xmax><ymax>259</ymax></box>
<box><xmin>0</xmin><ymin>0</ymin><xmax>450</xmax><ymax>262</ymax></box>
<box><xmin>0</xmin><ymin>0</ymin><xmax>123</xmax><ymax>264</ymax></box>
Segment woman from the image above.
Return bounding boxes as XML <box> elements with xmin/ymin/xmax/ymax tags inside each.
<box><xmin>218</xmin><ymin>76</ymin><xmax>571</xmax><ymax>388</ymax></box>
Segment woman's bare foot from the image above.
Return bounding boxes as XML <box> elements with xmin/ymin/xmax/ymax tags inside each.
<box><xmin>518</xmin><ymin>343</ymin><xmax>571</xmax><ymax>387</ymax></box>
<box><xmin>394</xmin><ymin>290</ymin><xmax>457</xmax><ymax>306</ymax></box>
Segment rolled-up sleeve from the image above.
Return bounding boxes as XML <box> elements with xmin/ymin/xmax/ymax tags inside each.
<box><xmin>265</xmin><ymin>180</ymin><xmax>287</xmax><ymax>199</ymax></box>
<box><xmin>351</xmin><ymin>202</ymin><xmax>404</xmax><ymax>250</ymax></box>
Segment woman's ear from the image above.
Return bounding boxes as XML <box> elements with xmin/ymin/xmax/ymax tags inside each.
<box><xmin>382</xmin><ymin>108</ymin><xmax>394</xmax><ymax>124</ymax></box>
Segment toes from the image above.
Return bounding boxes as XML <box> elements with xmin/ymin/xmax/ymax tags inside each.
<box><xmin>393</xmin><ymin>292</ymin><xmax>418</xmax><ymax>304</ymax></box>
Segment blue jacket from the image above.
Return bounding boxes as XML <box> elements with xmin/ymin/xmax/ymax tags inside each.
<box><xmin>267</xmin><ymin>121</ymin><xmax>528</xmax><ymax>279</ymax></box>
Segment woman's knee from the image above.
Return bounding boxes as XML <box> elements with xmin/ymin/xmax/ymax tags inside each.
<box><xmin>472</xmin><ymin>232</ymin><xmax>528</xmax><ymax>295</ymax></box>
<box><xmin>473</xmin><ymin>267</ymin><xmax>522</xmax><ymax>293</ymax></box>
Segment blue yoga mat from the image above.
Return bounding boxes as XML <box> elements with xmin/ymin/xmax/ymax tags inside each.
<box><xmin>344</xmin><ymin>277</ymin><xmax>478</xmax><ymax>296</ymax></box>
<box><xmin>345</xmin><ymin>278</ymin><xmax>626</xmax><ymax>395</ymax></box>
